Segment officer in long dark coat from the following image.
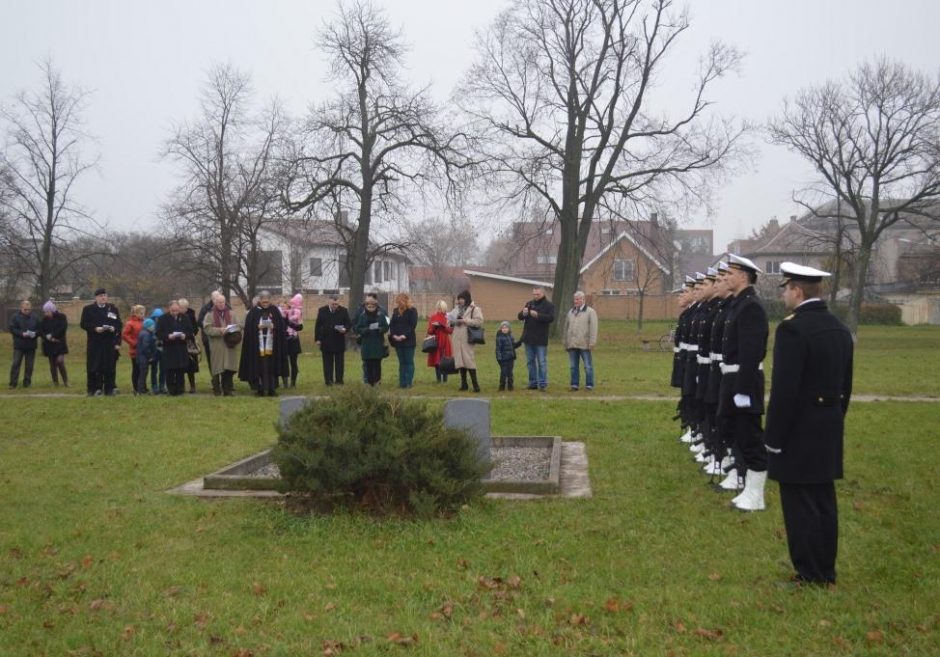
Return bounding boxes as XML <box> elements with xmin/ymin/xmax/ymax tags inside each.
<box><xmin>765</xmin><ymin>262</ymin><xmax>853</xmax><ymax>586</ymax></box>
<box><xmin>717</xmin><ymin>254</ymin><xmax>769</xmax><ymax>511</ymax></box>
<box><xmin>673</xmin><ymin>276</ymin><xmax>696</xmax><ymax>442</ymax></box>
<box><xmin>79</xmin><ymin>288</ymin><xmax>123</xmax><ymax>396</ymax></box>
<box><xmin>156</xmin><ymin>300</ymin><xmax>194</xmax><ymax>396</ymax></box>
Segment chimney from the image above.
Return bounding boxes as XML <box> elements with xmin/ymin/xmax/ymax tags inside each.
<box><xmin>790</xmin><ymin>215</ymin><xmax>797</xmax><ymax>222</ymax></box>
<box><xmin>650</xmin><ymin>212</ymin><xmax>659</xmax><ymax>226</ymax></box>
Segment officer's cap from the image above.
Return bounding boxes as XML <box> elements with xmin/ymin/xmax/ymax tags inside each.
<box><xmin>726</xmin><ymin>253</ymin><xmax>762</xmax><ymax>274</ymax></box>
<box><xmin>705</xmin><ymin>266</ymin><xmax>719</xmax><ymax>281</ymax></box>
<box><xmin>684</xmin><ymin>275</ymin><xmax>697</xmax><ymax>288</ymax></box>
<box><xmin>779</xmin><ymin>261</ymin><xmax>831</xmax><ymax>287</ymax></box>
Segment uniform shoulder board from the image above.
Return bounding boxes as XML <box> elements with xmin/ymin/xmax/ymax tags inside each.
<box><xmin>783</xmin><ymin>313</ymin><xmax>794</xmax><ymax>321</ymax></box>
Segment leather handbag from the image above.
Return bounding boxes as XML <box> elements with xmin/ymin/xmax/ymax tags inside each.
<box><xmin>467</xmin><ymin>326</ymin><xmax>485</xmax><ymax>345</ymax></box>
<box><xmin>421</xmin><ymin>334</ymin><xmax>438</xmax><ymax>353</ymax></box>
<box><xmin>438</xmin><ymin>356</ymin><xmax>457</xmax><ymax>374</ymax></box>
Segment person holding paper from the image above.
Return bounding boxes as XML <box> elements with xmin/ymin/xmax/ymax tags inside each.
<box><xmin>203</xmin><ymin>291</ymin><xmax>241</xmax><ymax>396</ymax></box>
<box><xmin>156</xmin><ymin>300</ymin><xmax>194</xmax><ymax>396</ymax></box>
<box><xmin>80</xmin><ymin>288</ymin><xmax>123</xmax><ymax>396</ymax></box>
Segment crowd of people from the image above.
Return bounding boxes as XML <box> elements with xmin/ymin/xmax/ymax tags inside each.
<box><xmin>671</xmin><ymin>256</ymin><xmax>854</xmax><ymax>587</ymax></box>
<box><xmin>8</xmin><ymin>285</ymin><xmax>603</xmax><ymax>395</ymax></box>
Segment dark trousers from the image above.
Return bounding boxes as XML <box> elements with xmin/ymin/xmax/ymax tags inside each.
<box><xmin>726</xmin><ymin>412</ymin><xmax>767</xmax><ymax>471</ymax></box>
<box><xmin>212</xmin><ymin>371</ymin><xmax>235</xmax><ymax>395</ymax></box>
<box><xmin>131</xmin><ymin>359</ymin><xmax>141</xmax><ymax>393</ymax></box>
<box><xmin>137</xmin><ymin>360</ymin><xmax>151</xmax><ymax>394</ymax></box>
<box><xmin>87</xmin><ymin>368</ymin><xmax>116</xmax><ymax>394</ymax></box>
<box><xmin>434</xmin><ymin>366</ymin><xmax>448</xmax><ymax>383</ymax></box>
<box><xmin>166</xmin><ymin>368</ymin><xmax>185</xmax><ymax>395</ymax></box>
<box><xmin>321</xmin><ymin>351</ymin><xmax>345</xmax><ymax>385</ymax></box>
<box><xmin>396</xmin><ymin>346</ymin><xmax>415</xmax><ymax>388</ymax></box>
<box><xmin>779</xmin><ymin>481</ymin><xmax>838</xmax><ymax>584</ymax></box>
<box><xmin>364</xmin><ymin>358</ymin><xmax>382</xmax><ymax>386</ymax></box>
<box><xmin>285</xmin><ymin>353</ymin><xmax>299</xmax><ymax>386</ymax></box>
<box><xmin>498</xmin><ymin>360</ymin><xmax>514</xmax><ymax>388</ymax></box>
<box><xmin>10</xmin><ymin>349</ymin><xmax>36</xmax><ymax>387</ymax></box>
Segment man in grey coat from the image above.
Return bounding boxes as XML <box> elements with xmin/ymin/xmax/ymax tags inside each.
<box><xmin>563</xmin><ymin>291</ymin><xmax>598</xmax><ymax>390</ymax></box>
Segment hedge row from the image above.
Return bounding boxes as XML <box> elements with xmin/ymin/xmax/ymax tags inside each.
<box><xmin>762</xmin><ymin>299</ymin><xmax>902</xmax><ymax>325</ymax></box>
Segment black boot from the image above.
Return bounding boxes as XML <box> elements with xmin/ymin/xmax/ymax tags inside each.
<box><xmin>469</xmin><ymin>369</ymin><xmax>480</xmax><ymax>393</ymax></box>
<box><xmin>507</xmin><ymin>377</ymin><xmax>514</xmax><ymax>391</ymax></box>
<box><xmin>459</xmin><ymin>369</ymin><xmax>469</xmax><ymax>391</ymax></box>
<box><xmin>211</xmin><ymin>374</ymin><xmax>222</xmax><ymax>396</ymax></box>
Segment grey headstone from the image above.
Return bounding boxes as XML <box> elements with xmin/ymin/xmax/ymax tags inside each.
<box><xmin>279</xmin><ymin>396</ymin><xmax>308</xmax><ymax>428</ymax></box>
<box><xmin>443</xmin><ymin>398</ymin><xmax>492</xmax><ymax>467</ymax></box>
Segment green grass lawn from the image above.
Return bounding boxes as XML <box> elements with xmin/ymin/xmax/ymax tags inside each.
<box><xmin>0</xmin><ymin>395</ymin><xmax>938</xmax><ymax>656</ymax></box>
<box><xmin>2</xmin><ymin>321</ymin><xmax>939</xmax><ymax>398</ymax></box>
<box><xmin>1</xmin><ymin>323</ymin><xmax>938</xmax><ymax>655</ymax></box>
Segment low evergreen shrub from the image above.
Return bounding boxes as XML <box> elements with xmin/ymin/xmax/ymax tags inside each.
<box><xmin>271</xmin><ymin>386</ymin><xmax>487</xmax><ymax>517</ymax></box>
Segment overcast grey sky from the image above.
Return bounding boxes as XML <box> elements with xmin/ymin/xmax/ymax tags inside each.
<box><xmin>2</xmin><ymin>0</ymin><xmax>939</xmax><ymax>253</ymax></box>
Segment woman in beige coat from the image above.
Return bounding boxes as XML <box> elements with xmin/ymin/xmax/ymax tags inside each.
<box><xmin>202</xmin><ymin>292</ymin><xmax>242</xmax><ymax>396</ymax></box>
<box><xmin>449</xmin><ymin>290</ymin><xmax>484</xmax><ymax>392</ymax></box>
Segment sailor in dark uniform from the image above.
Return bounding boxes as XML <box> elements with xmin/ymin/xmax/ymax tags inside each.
<box><xmin>675</xmin><ymin>275</ymin><xmax>698</xmax><ymax>443</ymax></box>
<box><xmin>692</xmin><ymin>268</ymin><xmax>722</xmax><ymax>467</ymax></box>
<box><xmin>765</xmin><ymin>262</ymin><xmax>853</xmax><ymax>585</ymax></box>
<box><xmin>684</xmin><ymin>273</ymin><xmax>708</xmax><ymax>457</ymax></box>
<box><xmin>717</xmin><ymin>254</ymin><xmax>769</xmax><ymax>511</ymax></box>
<box><xmin>698</xmin><ymin>266</ymin><xmax>732</xmax><ymax>479</ymax></box>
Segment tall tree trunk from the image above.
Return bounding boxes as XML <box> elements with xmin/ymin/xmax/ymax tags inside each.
<box><xmin>551</xmin><ymin>207</ymin><xmax>581</xmax><ymax>338</ymax></box>
<box><xmin>636</xmin><ymin>290</ymin><xmax>646</xmax><ymax>333</ymax></box>
<box><xmin>848</xmin><ymin>240</ymin><xmax>873</xmax><ymax>335</ymax></box>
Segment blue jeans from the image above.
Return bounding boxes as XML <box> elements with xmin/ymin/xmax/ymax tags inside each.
<box><xmin>525</xmin><ymin>343</ymin><xmax>548</xmax><ymax>389</ymax></box>
<box><xmin>396</xmin><ymin>346</ymin><xmax>415</xmax><ymax>387</ymax></box>
<box><xmin>567</xmin><ymin>348</ymin><xmax>594</xmax><ymax>389</ymax></box>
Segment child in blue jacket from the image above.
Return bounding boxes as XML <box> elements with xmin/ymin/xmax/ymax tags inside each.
<box><xmin>136</xmin><ymin>318</ymin><xmax>158</xmax><ymax>396</ymax></box>
<box><xmin>494</xmin><ymin>321</ymin><xmax>521</xmax><ymax>391</ymax></box>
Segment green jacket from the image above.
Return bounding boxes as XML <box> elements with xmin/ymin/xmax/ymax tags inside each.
<box><xmin>355</xmin><ymin>310</ymin><xmax>389</xmax><ymax>360</ymax></box>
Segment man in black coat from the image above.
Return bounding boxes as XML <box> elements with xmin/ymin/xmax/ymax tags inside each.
<box><xmin>717</xmin><ymin>254</ymin><xmax>769</xmax><ymax>511</ymax></box>
<box><xmin>8</xmin><ymin>299</ymin><xmax>40</xmax><ymax>388</ymax></box>
<box><xmin>673</xmin><ymin>276</ymin><xmax>697</xmax><ymax>442</ymax></box>
<box><xmin>314</xmin><ymin>295</ymin><xmax>351</xmax><ymax>386</ymax></box>
<box><xmin>156</xmin><ymin>300</ymin><xmax>194</xmax><ymax>396</ymax></box>
<box><xmin>239</xmin><ymin>290</ymin><xmax>288</xmax><ymax>396</ymax></box>
<box><xmin>765</xmin><ymin>262</ymin><xmax>853</xmax><ymax>586</ymax></box>
<box><xmin>79</xmin><ymin>288</ymin><xmax>123</xmax><ymax>396</ymax></box>
<box><xmin>518</xmin><ymin>286</ymin><xmax>555</xmax><ymax>390</ymax></box>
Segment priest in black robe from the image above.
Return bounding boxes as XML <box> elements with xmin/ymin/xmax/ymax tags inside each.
<box><xmin>238</xmin><ymin>290</ymin><xmax>288</xmax><ymax>396</ymax></box>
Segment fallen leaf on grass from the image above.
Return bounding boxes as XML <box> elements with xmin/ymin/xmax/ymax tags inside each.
<box><xmin>89</xmin><ymin>599</ymin><xmax>112</xmax><ymax>612</ymax></box>
<box><xmin>387</xmin><ymin>632</ymin><xmax>418</xmax><ymax>646</ymax></box>
<box><xmin>430</xmin><ymin>601</ymin><xmax>454</xmax><ymax>621</ymax></box>
<box><xmin>303</xmin><ymin>611</ymin><xmax>316</xmax><ymax>622</ymax></box>
<box><xmin>43</xmin><ymin>619</ymin><xmax>55</xmax><ymax>629</ymax></box>
<box><xmin>81</xmin><ymin>555</ymin><xmax>94</xmax><ymax>569</ymax></box>
<box><xmin>568</xmin><ymin>613</ymin><xmax>589</xmax><ymax>626</ymax></box>
<box><xmin>708</xmin><ymin>572</ymin><xmax>722</xmax><ymax>581</ymax></box>
<box><xmin>121</xmin><ymin>626</ymin><xmax>136</xmax><ymax>641</ymax></box>
<box><xmin>164</xmin><ymin>586</ymin><xmax>183</xmax><ymax>597</ymax></box>
<box><xmin>233</xmin><ymin>626</ymin><xmax>247</xmax><ymax>636</ymax></box>
<box><xmin>604</xmin><ymin>598</ymin><xmax>634</xmax><ymax>613</ymax></box>
<box><xmin>852</xmin><ymin>501</ymin><xmax>864</xmax><ymax>512</ymax></box>
<box><xmin>673</xmin><ymin>621</ymin><xmax>687</xmax><ymax>633</ymax></box>
<box><xmin>865</xmin><ymin>630</ymin><xmax>884</xmax><ymax>644</ymax></box>
<box><xmin>15</xmin><ymin>576</ymin><xmax>29</xmax><ymax>587</ymax></box>
<box><xmin>0</xmin><ymin>605</ymin><xmax>8</xmax><ymax>615</ymax></box>
<box><xmin>693</xmin><ymin>627</ymin><xmax>723</xmax><ymax>641</ymax></box>
<box><xmin>231</xmin><ymin>650</ymin><xmax>254</xmax><ymax>657</ymax></box>
<box><xmin>324</xmin><ymin>602</ymin><xmax>337</xmax><ymax>612</ymax></box>
<box><xmin>194</xmin><ymin>611</ymin><xmax>210</xmax><ymax>629</ymax></box>
<box><xmin>209</xmin><ymin>635</ymin><xmax>225</xmax><ymax>646</ymax></box>
<box><xmin>506</xmin><ymin>575</ymin><xmax>522</xmax><ymax>590</ymax></box>
<box><xmin>251</xmin><ymin>581</ymin><xmax>266</xmax><ymax>596</ymax></box>
<box><xmin>321</xmin><ymin>639</ymin><xmax>345</xmax><ymax>656</ymax></box>
<box><xmin>8</xmin><ymin>547</ymin><xmax>22</xmax><ymax>560</ymax></box>
<box><xmin>818</xmin><ymin>619</ymin><xmax>831</xmax><ymax>628</ymax></box>
<box><xmin>456</xmin><ymin>558</ymin><xmax>469</xmax><ymax>571</ymax></box>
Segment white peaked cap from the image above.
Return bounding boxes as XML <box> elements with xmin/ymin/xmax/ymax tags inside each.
<box><xmin>727</xmin><ymin>253</ymin><xmax>762</xmax><ymax>274</ymax></box>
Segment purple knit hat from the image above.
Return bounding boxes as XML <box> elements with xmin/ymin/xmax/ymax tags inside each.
<box><xmin>42</xmin><ymin>300</ymin><xmax>57</xmax><ymax>313</ymax></box>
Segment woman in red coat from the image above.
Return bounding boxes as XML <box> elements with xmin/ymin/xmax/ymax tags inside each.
<box><xmin>426</xmin><ymin>300</ymin><xmax>454</xmax><ymax>383</ymax></box>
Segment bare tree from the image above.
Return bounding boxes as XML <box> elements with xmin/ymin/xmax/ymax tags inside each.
<box><xmin>401</xmin><ymin>214</ymin><xmax>479</xmax><ymax>269</ymax></box>
<box><xmin>163</xmin><ymin>63</ymin><xmax>284</xmax><ymax>306</ymax></box>
<box><xmin>0</xmin><ymin>59</ymin><xmax>100</xmax><ymax>301</ymax></box>
<box><xmin>282</xmin><ymin>0</ymin><xmax>472</xmax><ymax>305</ymax></box>
<box><xmin>459</xmin><ymin>0</ymin><xmax>742</xmax><ymax>335</ymax></box>
<box><xmin>769</xmin><ymin>59</ymin><xmax>940</xmax><ymax>332</ymax></box>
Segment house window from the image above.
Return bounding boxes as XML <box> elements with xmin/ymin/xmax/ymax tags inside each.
<box><xmin>536</xmin><ymin>252</ymin><xmax>557</xmax><ymax>265</ymax></box>
<box><xmin>601</xmin><ymin>226</ymin><xmax>611</xmax><ymax>235</ymax></box>
<box><xmin>309</xmin><ymin>257</ymin><xmax>322</xmax><ymax>277</ymax></box>
<box><xmin>601</xmin><ymin>289</ymin><xmax>621</xmax><ymax>295</ymax></box>
<box><xmin>256</xmin><ymin>250</ymin><xmax>283</xmax><ymax>292</ymax></box>
<box><xmin>373</xmin><ymin>261</ymin><xmax>383</xmax><ymax>284</ymax></box>
<box><xmin>337</xmin><ymin>256</ymin><xmax>349</xmax><ymax>287</ymax></box>
<box><xmin>384</xmin><ymin>260</ymin><xmax>393</xmax><ymax>281</ymax></box>
<box><xmin>613</xmin><ymin>259</ymin><xmax>635</xmax><ymax>281</ymax></box>
<box><xmin>765</xmin><ymin>261</ymin><xmax>781</xmax><ymax>274</ymax></box>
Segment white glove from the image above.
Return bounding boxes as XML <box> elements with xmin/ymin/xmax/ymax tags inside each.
<box><xmin>765</xmin><ymin>444</ymin><xmax>782</xmax><ymax>454</ymax></box>
<box><xmin>733</xmin><ymin>393</ymin><xmax>751</xmax><ymax>408</ymax></box>
<box><xmin>369</xmin><ymin>322</ymin><xmax>379</xmax><ymax>330</ymax></box>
